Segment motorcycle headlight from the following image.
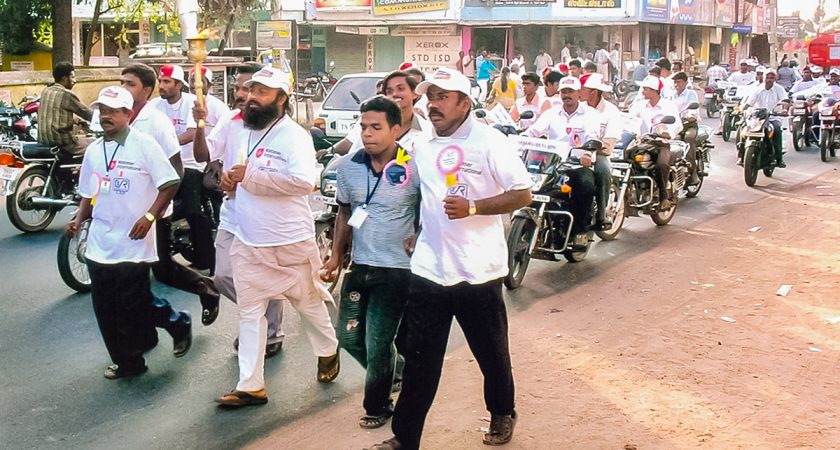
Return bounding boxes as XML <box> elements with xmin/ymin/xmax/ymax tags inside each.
<box><xmin>529</xmin><ymin>173</ymin><xmax>548</xmax><ymax>191</ymax></box>
<box><xmin>820</xmin><ymin>108</ymin><xmax>835</xmax><ymax>116</ymax></box>
<box><xmin>320</xmin><ymin>178</ymin><xmax>337</xmax><ymax>196</ymax></box>
<box><xmin>747</xmin><ymin>117</ymin><xmax>762</xmax><ymax>132</ymax></box>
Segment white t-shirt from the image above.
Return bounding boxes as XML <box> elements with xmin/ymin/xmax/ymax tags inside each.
<box><xmin>629</xmin><ymin>98</ymin><xmax>683</xmax><ymax>138</ymax></box>
<box><xmin>79</xmin><ymin>129</ymin><xmax>180</xmax><ymax>264</ymax></box>
<box><xmin>410</xmin><ymin>116</ymin><xmax>532</xmax><ymax>286</ymax></box>
<box><xmin>204</xmin><ymin>94</ymin><xmax>230</xmax><ymax>136</ymax></box>
<box><xmin>592</xmin><ymin>97</ymin><xmax>624</xmax><ymax>140</ymax></box>
<box><xmin>346</xmin><ymin>113</ymin><xmax>432</xmax><ymax>155</ymax></box>
<box><xmin>670</xmin><ymin>88</ymin><xmax>700</xmax><ymax>117</ymax></box>
<box><xmin>233</xmin><ymin>115</ymin><xmax>318</xmax><ymax>247</ymax></box>
<box><xmin>91</xmin><ymin>105</ymin><xmax>181</xmax><ymax>159</ymax></box>
<box><xmin>149</xmin><ymin>93</ymin><xmax>201</xmax><ymax>170</ymax></box>
<box><xmin>512</xmin><ymin>94</ymin><xmax>543</xmax><ymax>129</ymax></box>
<box><xmin>527</xmin><ymin>102</ymin><xmax>602</xmax><ymax>160</ymax></box>
<box><xmin>745</xmin><ymin>83</ymin><xmax>788</xmax><ymax>111</ymax></box>
<box><xmin>791</xmin><ymin>79</ymin><xmax>823</xmax><ymax>94</ymax></box>
<box><xmin>728</xmin><ymin>71</ymin><xmax>756</xmax><ymax>86</ymax></box>
<box><xmin>206</xmin><ymin>109</ymin><xmax>247</xmax><ymax>234</ymax></box>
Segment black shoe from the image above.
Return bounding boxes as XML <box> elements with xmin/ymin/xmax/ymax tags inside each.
<box><xmin>776</xmin><ymin>160</ymin><xmax>787</xmax><ymax>168</ymax></box>
<box><xmin>265</xmin><ymin>341</ymin><xmax>283</xmax><ymax>358</ymax></box>
<box><xmin>365</xmin><ymin>437</ymin><xmax>402</xmax><ymax>450</ymax></box>
<box><xmin>200</xmin><ymin>291</ymin><xmax>220</xmax><ymax>326</ymax></box>
<box><xmin>483</xmin><ymin>410</ymin><xmax>518</xmax><ymax>446</ymax></box>
<box><xmin>172</xmin><ymin>314</ymin><xmax>192</xmax><ymax>358</ymax></box>
<box><xmin>736</xmin><ymin>158</ymin><xmax>744</xmax><ymax>167</ymax></box>
<box><xmin>104</xmin><ymin>364</ymin><xmax>148</xmax><ymax>380</ymax></box>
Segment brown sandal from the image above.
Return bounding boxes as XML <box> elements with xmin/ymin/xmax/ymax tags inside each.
<box><xmin>215</xmin><ymin>390</ymin><xmax>268</xmax><ymax>408</ymax></box>
<box><xmin>317</xmin><ymin>353</ymin><xmax>340</xmax><ymax>383</ymax></box>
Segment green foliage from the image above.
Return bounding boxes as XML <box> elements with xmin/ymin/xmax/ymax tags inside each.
<box><xmin>0</xmin><ymin>0</ymin><xmax>52</xmax><ymax>55</ymax></box>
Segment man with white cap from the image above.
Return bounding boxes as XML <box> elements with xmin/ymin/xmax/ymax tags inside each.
<box><xmin>526</xmin><ymin>75</ymin><xmax>601</xmax><ymax>240</ymax></box>
<box><xmin>791</xmin><ymin>65</ymin><xmax>824</xmax><ymax>94</ymax></box>
<box><xmin>671</xmin><ymin>72</ymin><xmax>702</xmax><ymax>185</ymax></box>
<box><xmin>580</xmin><ymin>73</ymin><xmax>622</xmax><ymax>229</ymax></box>
<box><xmin>148</xmin><ymin>64</ymin><xmax>216</xmax><ymax>272</ymax></box>
<box><xmin>66</xmin><ymin>86</ymin><xmax>187</xmax><ymax>379</ymax></box>
<box><xmin>628</xmin><ymin>75</ymin><xmax>683</xmax><ymax>210</ymax></box>
<box><xmin>728</xmin><ymin>60</ymin><xmax>756</xmax><ymax>86</ymax></box>
<box><xmin>366</xmin><ymin>67</ymin><xmax>531</xmax><ymax>450</ymax></box>
<box><xmin>213</xmin><ymin>66</ymin><xmax>340</xmax><ymax>408</ymax></box>
<box><xmin>755</xmin><ymin>66</ymin><xmax>766</xmax><ymax>84</ymax></box>
<box><xmin>741</xmin><ymin>68</ymin><xmax>788</xmax><ymax>168</ymax></box>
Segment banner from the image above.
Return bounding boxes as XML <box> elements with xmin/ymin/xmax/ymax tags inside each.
<box><xmin>564</xmin><ymin>0</ymin><xmax>620</xmax><ymax>7</ymax></box>
<box><xmin>374</xmin><ymin>0</ymin><xmax>449</xmax><ymax>15</ymax></box>
<box><xmin>641</xmin><ymin>0</ymin><xmax>669</xmax><ymax>23</ymax></box>
<box><xmin>671</xmin><ymin>0</ymin><xmax>696</xmax><ymax>24</ymax></box>
<box><xmin>255</xmin><ymin>21</ymin><xmax>293</xmax><ymax>50</ymax></box>
<box><xmin>315</xmin><ymin>0</ymin><xmax>372</xmax><ymax>11</ymax></box>
<box><xmin>777</xmin><ymin>16</ymin><xmax>800</xmax><ymax>39</ymax></box>
<box><xmin>715</xmin><ymin>0</ymin><xmax>734</xmax><ymax>27</ymax></box>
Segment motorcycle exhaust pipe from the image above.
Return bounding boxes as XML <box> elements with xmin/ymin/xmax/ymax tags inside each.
<box><xmin>30</xmin><ymin>196</ymin><xmax>76</xmax><ymax>208</ymax></box>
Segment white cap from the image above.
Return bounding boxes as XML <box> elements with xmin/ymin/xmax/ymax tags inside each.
<box><xmin>159</xmin><ymin>64</ymin><xmax>188</xmax><ymax>86</ymax></box>
<box><xmin>638</xmin><ymin>75</ymin><xmax>664</xmax><ymax>91</ymax></box>
<box><xmin>189</xmin><ymin>66</ymin><xmax>214</xmax><ymax>82</ymax></box>
<box><xmin>739</xmin><ymin>59</ymin><xmax>749</xmax><ymax>66</ymax></box>
<box><xmin>764</xmin><ymin>67</ymin><xmax>777</xmax><ymax>76</ymax></box>
<box><xmin>416</xmin><ymin>67</ymin><xmax>474</xmax><ymax>104</ymax></box>
<box><xmin>746</xmin><ymin>59</ymin><xmax>758</xmax><ymax>67</ymax></box>
<box><xmin>244</xmin><ymin>66</ymin><xmax>291</xmax><ymax>93</ymax></box>
<box><xmin>756</xmin><ymin>66</ymin><xmax>766</xmax><ymax>74</ymax></box>
<box><xmin>830</xmin><ymin>68</ymin><xmax>840</xmax><ymax>76</ymax></box>
<box><xmin>811</xmin><ymin>65</ymin><xmax>824</xmax><ymax>74</ymax></box>
<box><xmin>91</xmin><ymin>86</ymin><xmax>134</xmax><ymax>110</ymax></box>
<box><xmin>580</xmin><ymin>73</ymin><xmax>611</xmax><ymax>92</ymax></box>
<box><xmin>557</xmin><ymin>76</ymin><xmax>581</xmax><ymax>91</ymax></box>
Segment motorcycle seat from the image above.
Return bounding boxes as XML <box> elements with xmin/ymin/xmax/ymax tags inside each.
<box><xmin>20</xmin><ymin>142</ymin><xmax>59</xmax><ymax>160</ymax></box>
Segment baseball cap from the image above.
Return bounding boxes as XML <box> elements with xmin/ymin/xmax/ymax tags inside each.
<box><xmin>739</xmin><ymin>59</ymin><xmax>749</xmax><ymax>66</ymax></box>
<box><xmin>830</xmin><ymin>68</ymin><xmax>840</xmax><ymax>76</ymax></box>
<box><xmin>189</xmin><ymin>66</ymin><xmax>214</xmax><ymax>81</ymax></box>
<box><xmin>415</xmin><ymin>68</ymin><xmax>474</xmax><ymax>104</ymax></box>
<box><xmin>244</xmin><ymin>66</ymin><xmax>291</xmax><ymax>93</ymax></box>
<box><xmin>399</xmin><ymin>61</ymin><xmax>416</xmax><ymax>71</ymax></box>
<box><xmin>580</xmin><ymin>73</ymin><xmax>612</xmax><ymax>92</ymax></box>
<box><xmin>755</xmin><ymin>66</ymin><xmax>766</xmax><ymax>74</ymax></box>
<box><xmin>764</xmin><ymin>67</ymin><xmax>777</xmax><ymax>76</ymax></box>
<box><xmin>91</xmin><ymin>86</ymin><xmax>134</xmax><ymax>110</ymax></box>
<box><xmin>811</xmin><ymin>65</ymin><xmax>824</xmax><ymax>74</ymax></box>
<box><xmin>556</xmin><ymin>63</ymin><xmax>569</xmax><ymax>74</ymax></box>
<box><xmin>159</xmin><ymin>64</ymin><xmax>188</xmax><ymax>85</ymax></box>
<box><xmin>557</xmin><ymin>76</ymin><xmax>581</xmax><ymax>91</ymax></box>
<box><xmin>638</xmin><ymin>75</ymin><xmax>664</xmax><ymax>91</ymax></box>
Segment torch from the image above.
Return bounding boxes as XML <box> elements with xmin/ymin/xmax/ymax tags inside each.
<box><xmin>187</xmin><ymin>31</ymin><xmax>209</xmax><ymax>128</ymax></box>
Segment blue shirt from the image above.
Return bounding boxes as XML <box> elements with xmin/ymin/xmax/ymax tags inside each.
<box><xmin>478</xmin><ymin>60</ymin><xmax>495</xmax><ymax>81</ymax></box>
<box><xmin>336</xmin><ymin>147</ymin><xmax>421</xmax><ymax>270</ymax></box>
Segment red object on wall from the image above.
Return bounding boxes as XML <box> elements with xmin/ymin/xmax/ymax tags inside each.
<box><xmin>808</xmin><ymin>32</ymin><xmax>840</xmax><ymax>67</ymax></box>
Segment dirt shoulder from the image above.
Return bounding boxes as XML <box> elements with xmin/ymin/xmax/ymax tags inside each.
<box><xmin>248</xmin><ymin>169</ymin><xmax>840</xmax><ymax>450</ymax></box>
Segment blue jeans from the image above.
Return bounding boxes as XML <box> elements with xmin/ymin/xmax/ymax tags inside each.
<box><xmin>337</xmin><ymin>265</ymin><xmax>410</xmax><ymax>416</ymax></box>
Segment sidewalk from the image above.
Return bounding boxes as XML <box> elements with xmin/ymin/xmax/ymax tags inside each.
<box><xmin>248</xmin><ymin>170</ymin><xmax>840</xmax><ymax>450</ymax></box>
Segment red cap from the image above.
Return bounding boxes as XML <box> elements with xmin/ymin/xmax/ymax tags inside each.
<box><xmin>399</xmin><ymin>61</ymin><xmax>416</xmax><ymax>71</ymax></box>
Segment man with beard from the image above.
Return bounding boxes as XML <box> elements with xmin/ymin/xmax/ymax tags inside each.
<box><xmin>149</xmin><ymin>64</ymin><xmax>215</xmax><ymax>272</ymax></box>
<box><xmin>526</xmin><ymin>76</ymin><xmax>600</xmax><ymax>246</ymax></box>
<box><xmin>193</xmin><ymin>63</ymin><xmax>285</xmax><ymax>358</ymax></box>
<box><xmin>67</xmin><ymin>86</ymin><xmax>186</xmax><ymax>379</ymax></box>
<box><xmin>213</xmin><ymin>67</ymin><xmax>339</xmax><ymax>407</ymax></box>
<box><xmin>366</xmin><ymin>68</ymin><xmax>531</xmax><ymax>450</ymax></box>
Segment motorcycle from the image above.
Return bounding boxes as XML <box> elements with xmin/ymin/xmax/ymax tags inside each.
<box><xmin>815</xmin><ymin>97</ymin><xmax>838</xmax><ymax>163</ymax></box>
<box><xmin>0</xmin><ymin>95</ymin><xmax>39</xmax><ymax>143</ymax></box>
<box><xmin>720</xmin><ymin>84</ymin><xmax>746</xmax><ymax>142</ymax></box>
<box><xmin>703</xmin><ymin>81</ymin><xmax>730</xmax><ymax>119</ymax></box>
<box><xmin>790</xmin><ymin>93</ymin><xmax>820</xmax><ymax>152</ymax></box>
<box><xmin>299</xmin><ymin>61</ymin><xmax>336</xmax><ymax>102</ymax></box>
<box><xmin>678</xmin><ymin>103</ymin><xmax>714</xmax><ymax>198</ymax></box>
<box><xmin>503</xmin><ymin>138</ymin><xmax>602</xmax><ymax>289</ymax></box>
<box><xmin>739</xmin><ymin>103</ymin><xmax>788</xmax><ymax>187</ymax></box>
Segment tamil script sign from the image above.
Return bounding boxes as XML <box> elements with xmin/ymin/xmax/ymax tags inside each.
<box><xmin>777</xmin><ymin>16</ymin><xmax>800</xmax><ymax>39</ymax></box>
<box><xmin>374</xmin><ymin>0</ymin><xmax>449</xmax><ymax>15</ymax></box>
<box><xmin>641</xmin><ymin>0</ymin><xmax>669</xmax><ymax>22</ymax></box>
<box><xmin>564</xmin><ymin>0</ymin><xmax>620</xmax><ymax>7</ymax></box>
<box><xmin>255</xmin><ymin>21</ymin><xmax>293</xmax><ymax>50</ymax></box>
<box><xmin>403</xmin><ymin>35</ymin><xmax>461</xmax><ymax>73</ymax></box>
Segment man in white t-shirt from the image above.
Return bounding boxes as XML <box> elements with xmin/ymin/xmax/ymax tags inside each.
<box><xmin>594</xmin><ymin>43</ymin><xmax>611</xmax><ymax>81</ymax></box>
<box><xmin>534</xmin><ymin>49</ymin><xmax>553</xmax><ymax>72</ymax></box>
<box><xmin>213</xmin><ymin>67</ymin><xmax>339</xmax><ymax>408</ymax></box>
<box><xmin>728</xmin><ymin>60</ymin><xmax>756</xmax><ymax>86</ymax></box>
<box><xmin>510</xmin><ymin>72</ymin><xmax>543</xmax><ymax>129</ymax></box>
<box><xmin>742</xmin><ymin>69</ymin><xmax>788</xmax><ymax>168</ymax></box>
<box><xmin>193</xmin><ymin>63</ymin><xmax>286</xmax><ymax>358</ymax></box>
<box><xmin>580</xmin><ymin>73</ymin><xmax>621</xmax><ymax>230</ymax></box>
<box><xmin>149</xmin><ymin>64</ymin><xmax>215</xmax><ymax>272</ymax></box>
<box><xmin>67</xmin><ymin>86</ymin><xmax>187</xmax><ymax>379</ymax></box>
<box><xmin>368</xmin><ymin>68</ymin><xmax>532</xmax><ymax>450</ymax></box>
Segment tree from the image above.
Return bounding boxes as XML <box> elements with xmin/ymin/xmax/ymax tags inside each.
<box><xmin>52</xmin><ymin>0</ymin><xmax>73</xmax><ymax>63</ymax></box>
<box><xmin>0</xmin><ymin>0</ymin><xmax>52</xmax><ymax>55</ymax></box>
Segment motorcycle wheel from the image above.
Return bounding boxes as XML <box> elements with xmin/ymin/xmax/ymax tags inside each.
<box><xmin>820</xmin><ymin>132</ymin><xmax>830</xmax><ymax>162</ymax></box>
<box><xmin>315</xmin><ymin>221</ymin><xmax>343</xmax><ymax>296</ymax></box>
<box><xmin>564</xmin><ymin>230</ymin><xmax>594</xmax><ymax>263</ymax></box>
<box><xmin>313</xmin><ymin>85</ymin><xmax>325</xmax><ymax>102</ymax></box>
<box><xmin>705</xmin><ymin>100</ymin><xmax>716</xmax><ymax>119</ymax></box>
<box><xmin>792</xmin><ymin>124</ymin><xmax>804</xmax><ymax>151</ymax></box>
<box><xmin>743</xmin><ymin>144</ymin><xmax>760</xmax><ymax>187</ymax></box>
<box><xmin>722</xmin><ymin>113</ymin><xmax>732</xmax><ymax>142</ymax></box>
<box><xmin>504</xmin><ymin>216</ymin><xmax>536</xmax><ymax>289</ymax></box>
<box><xmin>5</xmin><ymin>166</ymin><xmax>57</xmax><ymax>233</ymax></box>
<box><xmin>595</xmin><ymin>184</ymin><xmax>625</xmax><ymax>241</ymax></box>
<box><xmin>57</xmin><ymin>229</ymin><xmax>91</xmax><ymax>293</ymax></box>
<box><xmin>685</xmin><ymin>157</ymin><xmax>705</xmax><ymax>198</ymax></box>
<box><xmin>651</xmin><ymin>198</ymin><xmax>676</xmax><ymax>226</ymax></box>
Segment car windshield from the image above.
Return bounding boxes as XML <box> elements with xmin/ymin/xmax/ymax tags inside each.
<box><xmin>322</xmin><ymin>77</ymin><xmax>380</xmax><ymax>110</ymax></box>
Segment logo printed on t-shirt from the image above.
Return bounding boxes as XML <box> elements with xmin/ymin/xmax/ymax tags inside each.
<box><xmin>113</xmin><ymin>178</ymin><xmax>130</xmax><ymax>194</ymax></box>
<box><xmin>447</xmin><ymin>183</ymin><xmax>468</xmax><ymax>197</ymax></box>
<box><xmin>109</xmin><ymin>160</ymin><xmax>117</xmax><ymax>170</ymax></box>
<box><xmin>255</xmin><ymin>147</ymin><xmax>265</xmax><ymax>158</ymax></box>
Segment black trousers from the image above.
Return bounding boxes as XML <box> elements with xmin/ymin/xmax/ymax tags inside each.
<box><xmin>681</xmin><ymin>122</ymin><xmax>698</xmax><ymax>174</ymax></box>
<box><xmin>655</xmin><ymin>147</ymin><xmax>672</xmax><ymax>200</ymax></box>
<box><xmin>152</xmin><ymin>217</ymin><xmax>216</xmax><ymax>299</ymax></box>
<box><xmin>566</xmin><ymin>167</ymin><xmax>596</xmax><ymax>235</ymax></box>
<box><xmin>89</xmin><ymin>261</ymin><xmax>157</xmax><ymax>370</ymax></box>
<box><xmin>392</xmin><ymin>275</ymin><xmax>515</xmax><ymax>449</ymax></box>
<box><xmin>174</xmin><ymin>168</ymin><xmax>215</xmax><ymax>270</ymax></box>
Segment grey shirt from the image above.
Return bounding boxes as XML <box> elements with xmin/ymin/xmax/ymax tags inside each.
<box><xmin>336</xmin><ymin>147</ymin><xmax>421</xmax><ymax>270</ymax></box>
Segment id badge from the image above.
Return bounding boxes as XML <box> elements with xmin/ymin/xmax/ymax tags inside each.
<box><xmin>347</xmin><ymin>206</ymin><xmax>369</xmax><ymax>229</ymax></box>
<box><xmin>100</xmin><ymin>177</ymin><xmax>112</xmax><ymax>196</ymax></box>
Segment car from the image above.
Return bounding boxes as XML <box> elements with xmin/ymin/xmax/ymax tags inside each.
<box><xmin>313</xmin><ymin>72</ymin><xmax>387</xmax><ymax>143</ymax></box>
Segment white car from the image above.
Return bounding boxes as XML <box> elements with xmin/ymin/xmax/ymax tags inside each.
<box><xmin>314</xmin><ymin>72</ymin><xmax>387</xmax><ymax>142</ymax></box>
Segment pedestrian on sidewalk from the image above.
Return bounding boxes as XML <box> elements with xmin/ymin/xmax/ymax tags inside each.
<box><xmin>366</xmin><ymin>67</ymin><xmax>532</xmax><ymax>450</ymax></box>
<box><xmin>214</xmin><ymin>67</ymin><xmax>339</xmax><ymax>408</ymax></box>
<box><xmin>192</xmin><ymin>63</ymin><xmax>286</xmax><ymax>358</ymax></box>
<box><xmin>67</xmin><ymin>86</ymin><xmax>188</xmax><ymax>380</ymax></box>
<box><xmin>320</xmin><ymin>95</ymin><xmax>421</xmax><ymax>430</ymax></box>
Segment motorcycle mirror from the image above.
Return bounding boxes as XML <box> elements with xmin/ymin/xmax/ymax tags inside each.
<box><xmin>329</xmin><ymin>61</ymin><xmax>336</xmax><ymax>68</ymax></box>
<box><xmin>687</xmin><ymin>102</ymin><xmax>700</xmax><ymax>110</ymax></box>
<box><xmin>475</xmin><ymin>110</ymin><xmax>487</xmax><ymax>119</ymax></box>
<box><xmin>579</xmin><ymin>139</ymin><xmax>603</xmax><ymax>151</ymax></box>
<box><xmin>519</xmin><ymin>111</ymin><xmax>535</xmax><ymax>120</ymax></box>
<box><xmin>795</xmin><ymin>95</ymin><xmax>806</xmax><ymax>101</ymax></box>
<box><xmin>350</xmin><ymin>91</ymin><xmax>361</xmax><ymax>104</ymax></box>
<box><xmin>660</xmin><ymin>116</ymin><xmax>676</xmax><ymax>125</ymax></box>
<box><xmin>310</xmin><ymin>127</ymin><xmax>328</xmax><ymax>146</ymax></box>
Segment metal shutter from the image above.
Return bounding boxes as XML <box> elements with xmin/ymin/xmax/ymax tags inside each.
<box><xmin>326</xmin><ymin>29</ymin><xmax>367</xmax><ymax>78</ymax></box>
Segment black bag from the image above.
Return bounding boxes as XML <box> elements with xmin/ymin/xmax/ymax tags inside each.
<box><xmin>202</xmin><ymin>159</ymin><xmax>223</xmax><ymax>191</ymax></box>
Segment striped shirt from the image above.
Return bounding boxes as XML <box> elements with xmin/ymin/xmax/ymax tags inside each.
<box><xmin>38</xmin><ymin>84</ymin><xmax>93</xmax><ymax>147</ymax></box>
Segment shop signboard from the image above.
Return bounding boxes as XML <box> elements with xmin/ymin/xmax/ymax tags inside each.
<box><xmin>563</xmin><ymin>0</ymin><xmax>619</xmax><ymax>7</ymax></box>
<box><xmin>392</xmin><ymin>25</ymin><xmax>457</xmax><ymax>36</ymax></box>
<box><xmin>641</xmin><ymin>0</ymin><xmax>669</xmax><ymax>23</ymax></box>
<box><xmin>671</xmin><ymin>0</ymin><xmax>713</xmax><ymax>25</ymax></box>
<box><xmin>777</xmin><ymin>16</ymin><xmax>800</xmax><ymax>39</ymax></box>
<box><xmin>374</xmin><ymin>0</ymin><xmax>449</xmax><ymax>15</ymax></box>
<box><xmin>715</xmin><ymin>0</ymin><xmax>734</xmax><ymax>27</ymax></box>
<box><xmin>256</xmin><ymin>20</ymin><xmax>293</xmax><ymax>50</ymax></box>
<box><xmin>315</xmin><ymin>0</ymin><xmax>372</xmax><ymax>11</ymax></box>
<box><xmin>732</xmin><ymin>24</ymin><xmax>752</xmax><ymax>34</ymax></box>
<box><xmin>403</xmin><ymin>35</ymin><xmax>461</xmax><ymax>73</ymax></box>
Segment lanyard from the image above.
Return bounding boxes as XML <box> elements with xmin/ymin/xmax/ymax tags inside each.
<box><xmin>364</xmin><ymin>168</ymin><xmax>383</xmax><ymax>208</ymax></box>
<box><xmin>247</xmin><ymin>117</ymin><xmax>281</xmax><ymax>158</ymax></box>
<box><xmin>102</xmin><ymin>140</ymin><xmax>121</xmax><ymax>175</ymax></box>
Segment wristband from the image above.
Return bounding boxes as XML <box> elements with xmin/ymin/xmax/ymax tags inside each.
<box><xmin>144</xmin><ymin>212</ymin><xmax>156</xmax><ymax>223</ymax></box>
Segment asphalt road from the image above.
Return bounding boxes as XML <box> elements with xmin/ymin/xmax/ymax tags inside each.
<box><xmin>0</xmin><ymin>115</ymin><xmax>835</xmax><ymax>450</ymax></box>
